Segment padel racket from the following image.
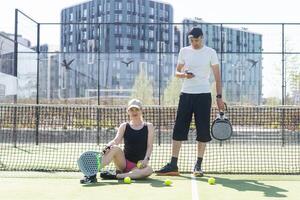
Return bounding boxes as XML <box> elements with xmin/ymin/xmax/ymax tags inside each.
<box><xmin>77</xmin><ymin>146</ymin><xmax>111</xmax><ymax>176</ymax></box>
<box><xmin>211</xmin><ymin>104</ymin><xmax>233</xmax><ymax>141</ymax></box>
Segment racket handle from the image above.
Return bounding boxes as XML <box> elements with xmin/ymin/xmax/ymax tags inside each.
<box><xmin>102</xmin><ymin>145</ymin><xmax>111</xmax><ymax>154</ymax></box>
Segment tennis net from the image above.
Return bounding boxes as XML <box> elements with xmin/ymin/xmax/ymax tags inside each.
<box><xmin>0</xmin><ymin>104</ymin><xmax>300</xmax><ymax>174</ymax></box>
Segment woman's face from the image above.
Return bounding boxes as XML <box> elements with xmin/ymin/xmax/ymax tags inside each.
<box><xmin>127</xmin><ymin>107</ymin><xmax>142</xmax><ymax>119</ymax></box>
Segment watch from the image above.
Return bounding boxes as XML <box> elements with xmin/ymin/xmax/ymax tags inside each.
<box><xmin>216</xmin><ymin>94</ymin><xmax>222</xmax><ymax>99</ymax></box>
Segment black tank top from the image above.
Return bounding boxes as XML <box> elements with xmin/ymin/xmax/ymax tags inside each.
<box><xmin>123</xmin><ymin>123</ymin><xmax>148</xmax><ymax>163</ymax></box>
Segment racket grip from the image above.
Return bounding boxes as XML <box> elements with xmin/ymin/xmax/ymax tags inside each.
<box><xmin>102</xmin><ymin>145</ymin><xmax>111</xmax><ymax>154</ymax></box>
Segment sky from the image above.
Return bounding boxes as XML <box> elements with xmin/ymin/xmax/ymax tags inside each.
<box><xmin>1</xmin><ymin>0</ymin><xmax>300</xmax><ymax>28</ymax></box>
<box><xmin>1</xmin><ymin>0</ymin><xmax>300</xmax><ymax>98</ymax></box>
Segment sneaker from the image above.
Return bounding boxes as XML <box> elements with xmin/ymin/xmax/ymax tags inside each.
<box><xmin>100</xmin><ymin>171</ymin><xmax>117</xmax><ymax>180</ymax></box>
<box><xmin>193</xmin><ymin>163</ymin><xmax>204</xmax><ymax>177</ymax></box>
<box><xmin>155</xmin><ymin>163</ymin><xmax>179</xmax><ymax>176</ymax></box>
<box><xmin>80</xmin><ymin>175</ymin><xmax>97</xmax><ymax>184</ymax></box>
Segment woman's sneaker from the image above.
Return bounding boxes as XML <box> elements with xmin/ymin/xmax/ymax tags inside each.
<box><xmin>100</xmin><ymin>171</ymin><xmax>117</xmax><ymax>180</ymax></box>
<box><xmin>80</xmin><ymin>175</ymin><xmax>97</xmax><ymax>184</ymax></box>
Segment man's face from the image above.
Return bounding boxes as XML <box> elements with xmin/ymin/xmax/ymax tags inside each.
<box><xmin>190</xmin><ymin>36</ymin><xmax>203</xmax><ymax>49</ymax></box>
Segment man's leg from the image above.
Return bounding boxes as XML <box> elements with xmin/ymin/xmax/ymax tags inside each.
<box><xmin>193</xmin><ymin>93</ymin><xmax>212</xmax><ymax>177</ymax></box>
<box><xmin>193</xmin><ymin>141</ymin><xmax>206</xmax><ymax>176</ymax></box>
<box><xmin>156</xmin><ymin>93</ymin><xmax>192</xmax><ymax>176</ymax></box>
<box><xmin>197</xmin><ymin>141</ymin><xmax>206</xmax><ymax>158</ymax></box>
<box><xmin>169</xmin><ymin>140</ymin><xmax>182</xmax><ymax>167</ymax></box>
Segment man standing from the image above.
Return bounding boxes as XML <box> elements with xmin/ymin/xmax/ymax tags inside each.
<box><xmin>156</xmin><ymin>27</ymin><xmax>224</xmax><ymax>176</ymax></box>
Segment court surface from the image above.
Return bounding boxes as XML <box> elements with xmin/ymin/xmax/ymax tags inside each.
<box><xmin>0</xmin><ymin>172</ymin><xmax>299</xmax><ymax>200</ymax></box>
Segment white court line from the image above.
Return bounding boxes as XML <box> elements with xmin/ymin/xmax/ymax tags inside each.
<box><xmin>191</xmin><ymin>174</ymin><xmax>199</xmax><ymax>200</ymax></box>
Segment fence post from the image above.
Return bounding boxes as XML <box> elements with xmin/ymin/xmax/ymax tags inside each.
<box><xmin>12</xmin><ymin>9</ymin><xmax>19</xmax><ymax>148</ymax></box>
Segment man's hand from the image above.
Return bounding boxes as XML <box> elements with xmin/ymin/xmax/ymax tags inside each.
<box><xmin>184</xmin><ymin>70</ymin><xmax>195</xmax><ymax>79</ymax></box>
<box><xmin>216</xmin><ymin>98</ymin><xmax>225</xmax><ymax>111</ymax></box>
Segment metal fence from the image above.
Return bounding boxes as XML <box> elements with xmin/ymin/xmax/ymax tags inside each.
<box><xmin>1</xmin><ymin>10</ymin><xmax>300</xmax><ymax>106</ymax></box>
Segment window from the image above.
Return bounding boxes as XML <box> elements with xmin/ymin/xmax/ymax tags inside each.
<box><xmin>115</xmin><ymin>14</ymin><xmax>122</xmax><ymax>22</ymax></box>
<box><xmin>127</xmin><ymin>14</ymin><xmax>131</xmax><ymax>22</ymax></box>
<box><xmin>115</xmin><ymin>25</ymin><xmax>121</xmax><ymax>34</ymax></box>
<box><xmin>87</xmin><ymin>40</ymin><xmax>95</xmax><ymax>64</ymax></box>
<box><xmin>149</xmin><ymin>30</ymin><xmax>154</xmax><ymax>38</ymax></box>
<box><xmin>141</xmin><ymin>6</ymin><xmax>145</xmax><ymax>14</ymax></box>
<box><xmin>222</xmin><ymin>31</ymin><xmax>227</xmax><ymax>53</ymax></box>
<box><xmin>70</xmin><ymin>12</ymin><xmax>73</xmax><ymax>21</ymax></box>
<box><xmin>149</xmin><ymin>7</ymin><xmax>154</xmax><ymax>15</ymax></box>
<box><xmin>120</xmin><ymin>38</ymin><xmax>125</xmax><ymax>46</ymax></box>
<box><xmin>163</xmin><ymin>32</ymin><xmax>169</xmax><ymax>40</ymax></box>
<box><xmin>139</xmin><ymin>62</ymin><xmax>147</xmax><ymax>74</ymax></box>
<box><xmin>150</xmin><ymin>41</ymin><xmax>154</xmax><ymax>50</ymax></box>
<box><xmin>134</xmin><ymin>27</ymin><xmax>138</xmax><ymax>35</ymax></box>
<box><xmin>127</xmin><ymin>2</ymin><xmax>132</xmax><ymax>11</ymax></box>
<box><xmin>115</xmin><ymin>2</ymin><xmax>122</xmax><ymax>10</ymax></box>
<box><xmin>106</xmin><ymin>3</ymin><xmax>110</xmax><ymax>11</ymax></box>
<box><xmin>83</xmin><ymin>8</ymin><xmax>87</xmax><ymax>17</ymax></box>
<box><xmin>127</xmin><ymin>26</ymin><xmax>131</xmax><ymax>34</ymax></box>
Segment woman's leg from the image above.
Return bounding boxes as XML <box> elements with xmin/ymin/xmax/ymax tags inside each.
<box><xmin>101</xmin><ymin>146</ymin><xmax>126</xmax><ymax>171</ymax></box>
<box><xmin>116</xmin><ymin>166</ymin><xmax>153</xmax><ymax>179</ymax></box>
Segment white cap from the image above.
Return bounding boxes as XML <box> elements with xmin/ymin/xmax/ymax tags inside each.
<box><xmin>127</xmin><ymin>99</ymin><xmax>142</xmax><ymax>110</ymax></box>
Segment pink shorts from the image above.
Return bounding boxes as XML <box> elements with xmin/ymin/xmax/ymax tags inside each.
<box><xmin>123</xmin><ymin>159</ymin><xmax>137</xmax><ymax>173</ymax></box>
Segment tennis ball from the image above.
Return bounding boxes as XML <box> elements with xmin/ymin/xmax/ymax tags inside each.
<box><xmin>124</xmin><ymin>177</ymin><xmax>131</xmax><ymax>184</ymax></box>
<box><xmin>164</xmin><ymin>179</ymin><xmax>172</xmax><ymax>186</ymax></box>
<box><xmin>137</xmin><ymin>161</ymin><xmax>143</xmax><ymax>169</ymax></box>
<box><xmin>208</xmin><ymin>177</ymin><xmax>216</xmax><ymax>185</ymax></box>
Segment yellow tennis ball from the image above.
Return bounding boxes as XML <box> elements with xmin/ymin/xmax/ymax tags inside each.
<box><xmin>137</xmin><ymin>161</ymin><xmax>143</xmax><ymax>169</ymax></box>
<box><xmin>124</xmin><ymin>177</ymin><xmax>131</xmax><ymax>184</ymax></box>
<box><xmin>164</xmin><ymin>179</ymin><xmax>172</xmax><ymax>186</ymax></box>
<box><xmin>208</xmin><ymin>177</ymin><xmax>216</xmax><ymax>185</ymax></box>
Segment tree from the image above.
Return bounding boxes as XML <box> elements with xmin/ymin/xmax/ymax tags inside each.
<box><xmin>263</xmin><ymin>97</ymin><xmax>281</xmax><ymax>106</ymax></box>
<box><xmin>131</xmin><ymin>70</ymin><xmax>154</xmax><ymax>105</ymax></box>
<box><xmin>162</xmin><ymin>75</ymin><xmax>182</xmax><ymax>105</ymax></box>
<box><xmin>284</xmin><ymin>38</ymin><xmax>300</xmax><ymax>105</ymax></box>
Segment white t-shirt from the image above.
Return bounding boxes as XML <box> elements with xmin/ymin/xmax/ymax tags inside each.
<box><xmin>177</xmin><ymin>45</ymin><xmax>219</xmax><ymax>94</ymax></box>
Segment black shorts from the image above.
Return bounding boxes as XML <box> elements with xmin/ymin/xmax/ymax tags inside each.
<box><xmin>173</xmin><ymin>92</ymin><xmax>212</xmax><ymax>142</ymax></box>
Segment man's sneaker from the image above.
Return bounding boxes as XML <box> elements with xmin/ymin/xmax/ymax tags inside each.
<box><xmin>193</xmin><ymin>163</ymin><xmax>204</xmax><ymax>177</ymax></box>
<box><xmin>100</xmin><ymin>171</ymin><xmax>117</xmax><ymax>180</ymax></box>
<box><xmin>155</xmin><ymin>163</ymin><xmax>179</xmax><ymax>176</ymax></box>
<box><xmin>80</xmin><ymin>175</ymin><xmax>97</xmax><ymax>184</ymax></box>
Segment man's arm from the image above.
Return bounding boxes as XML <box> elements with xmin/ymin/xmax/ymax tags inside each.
<box><xmin>175</xmin><ymin>64</ymin><xmax>194</xmax><ymax>79</ymax></box>
<box><xmin>211</xmin><ymin>64</ymin><xmax>224</xmax><ymax>110</ymax></box>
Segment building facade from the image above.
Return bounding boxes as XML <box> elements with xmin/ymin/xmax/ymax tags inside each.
<box><xmin>61</xmin><ymin>0</ymin><xmax>174</xmax><ymax>100</ymax></box>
